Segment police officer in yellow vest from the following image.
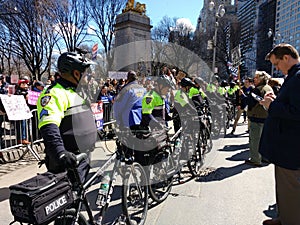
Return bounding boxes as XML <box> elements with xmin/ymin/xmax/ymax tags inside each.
<box><xmin>227</xmin><ymin>81</ymin><xmax>239</xmax><ymax>106</ymax></box>
<box><xmin>219</xmin><ymin>80</ymin><xmax>229</xmax><ymax>96</ymax></box>
<box><xmin>37</xmin><ymin>51</ymin><xmax>97</xmax><ymax>180</ymax></box>
<box><xmin>179</xmin><ymin>77</ymin><xmax>208</xmax><ymax>112</ymax></box>
<box><xmin>206</xmin><ymin>82</ymin><xmax>217</xmax><ymax>94</ymax></box>
<box><xmin>141</xmin><ymin>76</ymin><xmax>175</xmax><ymax>130</ymax></box>
<box><xmin>173</xmin><ymin>83</ymin><xmax>199</xmax><ymax>133</ymax></box>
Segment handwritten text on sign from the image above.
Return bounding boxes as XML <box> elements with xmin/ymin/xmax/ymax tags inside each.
<box><xmin>28</xmin><ymin>90</ymin><xmax>41</xmax><ymax>106</ymax></box>
<box><xmin>90</xmin><ymin>101</ymin><xmax>103</xmax><ymax>130</ymax></box>
<box><xmin>0</xmin><ymin>94</ymin><xmax>32</xmax><ymax>120</ymax></box>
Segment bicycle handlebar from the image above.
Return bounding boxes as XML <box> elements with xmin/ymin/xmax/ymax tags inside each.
<box><xmin>76</xmin><ymin>153</ymin><xmax>88</xmax><ymax>166</ymax></box>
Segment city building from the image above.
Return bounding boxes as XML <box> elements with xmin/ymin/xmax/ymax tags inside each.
<box><xmin>276</xmin><ymin>0</ymin><xmax>300</xmax><ymax>52</ymax></box>
<box><xmin>237</xmin><ymin>0</ymin><xmax>258</xmax><ymax>78</ymax></box>
<box><xmin>256</xmin><ymin>0</ymin><xmax>276</xmax><ymax>75</ymax></box>
<box><xmin>195</xmin><ymin>0</ymin><xmax>300</xmax><ymax>79</ymax></box>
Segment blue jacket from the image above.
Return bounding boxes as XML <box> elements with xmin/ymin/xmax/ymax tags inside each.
<box><xmin>259</xmin><ymin>63</ymin><xmax>300</xmax><ymax>170</ymax></box>
<box><xmin>113</xmin><ymin>81</ymin><xmax>146</xmax><ymax>128</ymax></box>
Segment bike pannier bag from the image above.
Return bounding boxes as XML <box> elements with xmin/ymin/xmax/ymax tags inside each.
<box><xmin>9</xmin><ymin>171</ymin><xmax>74</xmax><ymax>225</ymax></box>
<box><xmin>134</xmin><ymin>129</ymin><xmax>168</xmax><ymax>166</ymax></box>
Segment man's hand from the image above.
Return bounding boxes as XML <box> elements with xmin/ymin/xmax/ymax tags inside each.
<box><xmin>59</xmin><ymin>151</ymin><xmax>77</xmax><ymax>169</ymax></box>
<box><xmin>259</xmin><ymin>92</ymin><xmax>276</xmax><ymax>110</ymax></box>
<box><xmin>239</xmin><ymin>89</ymin><xmax>244</xmax><ymax>96</ymax></box>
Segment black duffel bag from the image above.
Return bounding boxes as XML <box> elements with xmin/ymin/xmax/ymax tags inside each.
<box><xmin>134</xmin><ymin>129</ymin><xmax>168</xmax><ymax>166</ymax></box>
<box><xmin>9</xmin><ymin>171</ymin><xmax>74</xmax><ymax>225</ymax></box>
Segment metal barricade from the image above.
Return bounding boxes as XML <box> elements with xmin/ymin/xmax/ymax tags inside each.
<box><xmin>0</xmin><ymin>109</ymin><xmax>42</xmax><ymax>162</ymax></box>
<box><xmin>98</xmin><ymin>102</ymin><xmax>116</xmax><ymax>140</ymax></box>
<box><xmin>0</xmin><ymin>102</ymin><xmax>117</xmax><ymax>162</ymax></box>
<box><xmin>103</xmin><ymin>102</ymin><xmax>113</xmax><ymax>123</ymax></box>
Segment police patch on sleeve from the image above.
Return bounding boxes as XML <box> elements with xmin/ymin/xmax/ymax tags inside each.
<box><xmin>40</xmin><ymin>96</ymin><xmax>51</xmax><ymax>107</ymax></box>
<box><xmin>145</xmin><ymin>96</ymin><xmax>153</xmax><ymax>104</ymax></box>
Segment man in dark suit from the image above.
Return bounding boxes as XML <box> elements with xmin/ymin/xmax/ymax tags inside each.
<box><xmin>260</xmin><ymin>43</ymin><xmax>300</xmax><ymax>225</ymax></box>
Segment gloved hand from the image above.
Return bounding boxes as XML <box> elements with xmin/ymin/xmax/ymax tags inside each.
<box><xmin>58</xmin><ymin>151</ymin><xmax>77</xmax><ymax>169</ymax></box>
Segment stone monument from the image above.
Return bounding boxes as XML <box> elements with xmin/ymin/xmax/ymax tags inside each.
<box><xmin>114</xmin><ymin>0</ymin><xmax>152</xmax><ymax>73</ymax></box>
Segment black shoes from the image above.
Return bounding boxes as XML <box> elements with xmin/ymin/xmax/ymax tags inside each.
<box><xmin>262</xmin><ymin>218</ymin><xmax>281</xmax><ymax>225</ymax></box>
<box><xmin>244</xmin><ymin>159</ymin><xmax>262</xmax><ymax>167</ymax></box>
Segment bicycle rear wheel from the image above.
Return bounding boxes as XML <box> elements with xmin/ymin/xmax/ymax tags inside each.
<box><xmin>53</xmin><ymin>208</ymin><xmax>88</xmax><ymax>225</ymax></box>
<box><xmin>122</xmin><ymin>162</ymin><xmax>148</xmax><ymax>225</ymax></box>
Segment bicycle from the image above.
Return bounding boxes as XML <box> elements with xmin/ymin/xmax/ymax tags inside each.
<box><xmin>118</xmin><ymin>127</ymin><xmax>174</xmax><ymax>204</ymax></box>
<box><xmin>198</xmin><ymin>104</ymin><xmax>213</xmax><ymax>154</ymax></box>
<box><xmin>147</xmin><ymin>115</ymin><xmax>204</xmax><ymax>183</ymax></box>
<box><xmin>181</xmin><ymin>115</ymin><xmax>205</xmax><ymax>177</ymax></box>
<box><xmin>53</xmin><ymin>146</ymin><xmax>148</xmax><ymax>225</ymax></box>
<box><xmin>207</xmin><ymin>97</ymin><xmax>227</xmax><ymax>137</ymax></box>
<box><xmin>225</xmin><ymin>98</ymin><xmax>236</xmax><ymax>134</ymax></box>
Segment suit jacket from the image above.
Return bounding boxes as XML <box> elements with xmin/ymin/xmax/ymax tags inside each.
<box><xmin>259</xmin><ymin>63</ymin><xmax>300</xmax><ymax>170</ymax></box>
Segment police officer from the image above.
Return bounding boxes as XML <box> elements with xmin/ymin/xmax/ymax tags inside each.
<box><xmin>179</xmin><ymin>77</ymin><xmax>208</xmax><ymax>112</ymax></box>
<box><xmin>218</xmin><ymin>80</ymin><xmax>229</xmax><ymax>97</ymax></box>
<box><xmin>37</xmin><ymin>51</ymin><xmax>97</xmax><ymax>180</ymax></box>
<box><xmin>141</xmin><ymin>76</ymin><xmax>175</xmax><ymax>130</ymax></box>
<box><xmin>226</xmin><ymin>81</ymin><xmax>239</xmax><ymax>106</ymax></box>
<box><xmin>173</xmin><ymin>80</ymin><xmax>198</xmax><ymax>133</ymax></box>
<box><xmin>113</xmin><ymin>70</ymin><xmax>146</xmax><ymax>130</ymax></box>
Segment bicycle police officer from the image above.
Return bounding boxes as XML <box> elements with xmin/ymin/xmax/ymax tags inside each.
<box><xmin>37</xmin><ymin>51</ymin><xmax>97</xmax><ymax>181</ymax></box>
<box><xmin>179</xmin><ymin>77</ymin><xmax>208</xmax><ymax>112</ymax></box>
<box><xmin>113</xmin><ymin>70</ymin><xmax>146</xmax><ymax>131</ymax></box>
<box><xmin>141</xmin><ymin>76</ymin><xmax>175</xmax><ymax>130</ymax></box>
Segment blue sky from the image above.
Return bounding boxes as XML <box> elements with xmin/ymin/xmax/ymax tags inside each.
<box><xmin>141</xmin><ymin>0</ymin><xmax>204</xmax><ymax>28</ymax></box>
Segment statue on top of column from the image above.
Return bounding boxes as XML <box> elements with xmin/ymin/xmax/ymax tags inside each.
<box><xmin>122</xmin><ymin>0</ymin><xmax>146</xmax><ymax>15</ymax></box>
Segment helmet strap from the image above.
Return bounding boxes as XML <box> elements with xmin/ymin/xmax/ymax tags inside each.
<box><xmin>71</xmin><ymin>70</ymin><xmax>81</xmax><ymax>85</ymax></box>
<box><xmin>156</xmin><ymin>83</ymin><xmax>163</xmax><ymax>94</ymax></box>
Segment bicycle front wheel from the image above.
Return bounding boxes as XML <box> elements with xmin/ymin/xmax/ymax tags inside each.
<box><xmin>187</xmin><ymin>135</ymin><xmax>203</xmax><ymax>177</ymax></box>
<box><xmin>148</xmin><ymin>160</ymin><xmax>173</xmax><ymax>203</ymax></box>
<box><xmin>122</xmin><ymin>162</ymin><xmax>148</xmax><ymax>225</ymax></box>
<box><xmin>53</xmin><ymin>208</ymin><xmax>88</xmax><ymax>225</ymax></box>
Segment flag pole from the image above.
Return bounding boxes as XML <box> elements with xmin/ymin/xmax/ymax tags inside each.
<box><xmin>238</xmin><ymin>63</ymin><xmax>241</xmax><ymax>88</ymax></box>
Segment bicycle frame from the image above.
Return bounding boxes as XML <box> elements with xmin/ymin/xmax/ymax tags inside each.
<box><xmin>71</xmin><ymin>152</ymin><xmax>119</xmax><ymax>225</ymax></box>
<box><xmin>58</xmin><ymin>137</ymin><xmax>149</xmax><ymax>225</ymax></box>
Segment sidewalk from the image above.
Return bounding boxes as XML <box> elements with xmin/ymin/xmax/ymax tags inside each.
<box><xmin>0</xmin><ymin>120</ymin><xmax>276</xmax><ymax>225</ymax></box>
<box><xmin>144</xmin><ymin>120</ymin><xmax>277</xmax><ymax>225</ymax></box>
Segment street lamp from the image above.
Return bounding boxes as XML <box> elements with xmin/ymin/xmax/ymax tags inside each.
<box><xmin>267</xmin><ymin>28</ymin><xmax>281</xmax><ymax>75</ymax></box>
<box><xmin>209</xmin><ymin>1</ymin><xmax>225</xmax><ymax>77</ymax></box>
<box><xmin>267</xmin><ymin>28</ymin><xmax>281</xmax><ymax>44</ymax></box>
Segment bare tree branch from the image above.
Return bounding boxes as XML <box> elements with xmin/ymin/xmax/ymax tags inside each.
<box><xmin>87</xmin><ymin>0</ymin><xmax>126</xmax><ymax>70</ymax></box>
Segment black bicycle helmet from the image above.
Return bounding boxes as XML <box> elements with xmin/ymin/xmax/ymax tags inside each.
<box><xmin>220</xmin><ymin>80</ymin><xmax>229</xmax><ymax>87</ymax></box>
<box><xmin>194</xmin><ymin>77</ymin><xmax>204</xmax><ymax>85</ymax></box>
<box><xmin>180</xmin><ymin>77</ymin><xmax>195</xmax><ymax>88</ymax></box>
<box><xmin>57</xmin><ymin>52</ymin><xmax>95</xmax><ymax>74</ymax></box>
<box><xmin>156</xmin><ymin>76</ymin><xmax>176</xmax><ymax>89</ymax></box>
<box><xmin>229</xmin><ymin>81</ymin><xmax>236</xmax><ymax>88</ymax></box>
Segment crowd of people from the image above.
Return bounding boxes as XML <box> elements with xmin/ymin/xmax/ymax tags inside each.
<box><xmin>2</xmin><ymin>43</ymin><xmax>300</xmax><ymax>225</ymax></box>
<box><xmin>0</xmin><ymin>75</ymin><xmax>49</xmax><ymax>145</ymax></box>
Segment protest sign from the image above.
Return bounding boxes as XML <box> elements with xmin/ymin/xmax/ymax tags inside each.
<box><xmin>28</xmin><ymin>90</ymin><xmax>41</xmax><ymax>105</ymax></box>
<box><xmin>0</xmin><ymin>94</ymin><xmax>32</xmax><ymax>120</ymax></box>
<box><xmin>90</xmin><ymin>101</ymin><xmax>104</xmax><ymax>130</ymax></box>
<box><xmin>108</xmin><ymin>71</ymin><xmax>127</xmax><ymax>80</ymax></box>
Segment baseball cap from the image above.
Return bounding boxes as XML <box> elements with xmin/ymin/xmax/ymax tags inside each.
<box><xmin>34</xmin><ymin>81</ymin><xmax>45</xmax><ymax>87</ymax></box>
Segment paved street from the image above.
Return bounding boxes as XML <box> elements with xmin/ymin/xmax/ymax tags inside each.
<box><xmin>0</xmin><ymin>120</ymin><xmax>276</xmax><ymax>225</ymax></box>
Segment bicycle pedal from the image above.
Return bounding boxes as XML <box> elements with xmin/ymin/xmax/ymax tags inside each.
<box><xmin>112</xmin><ymin>214</ymin><xmax>127</xmax><ymax>225</ymax></box>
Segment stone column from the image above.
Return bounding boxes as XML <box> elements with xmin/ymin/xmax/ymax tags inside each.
<box><xmin>114</xmin><ymin>11</ymin><xmax>152</xmax><ymax>73</ymax></box>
